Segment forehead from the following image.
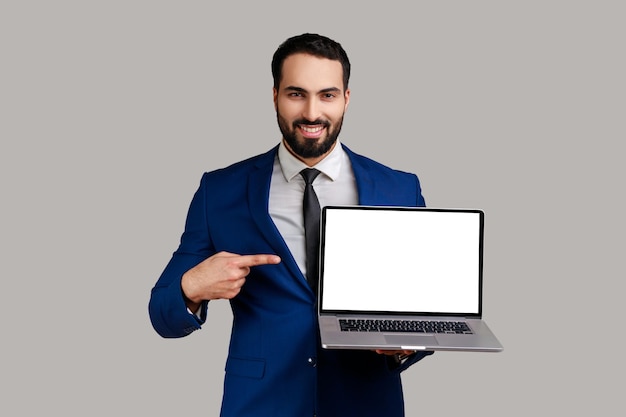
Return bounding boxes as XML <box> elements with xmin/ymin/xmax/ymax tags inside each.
<box><xmin>279</xmin><ymin>53</ymin><xmax>344</xmax><ymax>92</ymax></box>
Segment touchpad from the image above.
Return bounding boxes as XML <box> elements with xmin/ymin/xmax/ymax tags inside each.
<box><xmin>385</xmin><ymin>335</ymin><xmax>438</xmax><ymax>347</ymax></box>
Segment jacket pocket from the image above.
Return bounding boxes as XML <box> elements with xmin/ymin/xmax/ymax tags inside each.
<box><xmin>225</xmin><ymin>356</ymin><xmax>266</xmax><ymax>379</ymax></box>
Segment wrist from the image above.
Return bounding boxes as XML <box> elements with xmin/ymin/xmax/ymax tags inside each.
<box><xmin>181</xmin><ymin>271</ymin><xmax>203</xmax><ymax>306</ymax></box>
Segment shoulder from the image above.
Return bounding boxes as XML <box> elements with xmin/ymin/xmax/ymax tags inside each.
<box><xmin>342</xmin><ymin>144</ymin><xmax>425</xmax><ymax>206</ymax></box>
<box><xmin>342</xmin><ymin>144</ymin><xmax>417</xmax><ymax>179</ymax></box>
<box><xmin>200</xmin><ymin>146</ymin><xmax>277</xmax><ymax>184</ymax></box>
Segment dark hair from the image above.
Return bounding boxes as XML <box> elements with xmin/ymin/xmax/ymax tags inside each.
<box><xmin>271</xmin><ymin>33</ymin><xmax>351</xmax><ymax>91</ymax></box>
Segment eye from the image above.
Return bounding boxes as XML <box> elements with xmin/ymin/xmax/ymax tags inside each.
<box><xmin>322</xmin><ymin>93</ymin><xmax>336</xmax><ymax>100</ymax></box>
<box><xmin>288</xmin><ymin>92</ymin><xmax>304</xmax><ymax>98</ymax></box>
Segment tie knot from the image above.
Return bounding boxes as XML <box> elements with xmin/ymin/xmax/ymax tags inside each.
<box><xmin>300</xmin><ymin>168</ymin><xmax>321</xmax><ymax>185</ymax></box>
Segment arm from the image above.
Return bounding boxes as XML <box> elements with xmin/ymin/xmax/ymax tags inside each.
<box><xmin>148</xmin><ymin>174</ymin><xmax>214</xmax><ymax>338</ymax></box>
<box><xmin>148</xmin><ymin>175</ymin><xmax>281</xmax><ymax>338</ymax></box>
<box><xmin>372</xmin><ymin>171</ymin><xmax>429</xmax><ymax>368</ymax></box>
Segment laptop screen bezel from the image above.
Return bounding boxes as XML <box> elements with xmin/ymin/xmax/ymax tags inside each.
<box><xmin>317</xmin><ymin>206</ymin><xmax>485</xmax><ymax>318</ymax></box>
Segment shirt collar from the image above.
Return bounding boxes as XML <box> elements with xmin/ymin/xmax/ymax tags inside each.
<box><xmin>277</xmin><ymin>140</ymin><xmax>344</xmax><ymax>182</ymax></box>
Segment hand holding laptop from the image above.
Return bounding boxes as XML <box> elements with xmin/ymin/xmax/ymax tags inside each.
<box><xmin>374</xmin><ymin>349</ymin><xmax>417</xmax><ymax>356</ymax></box>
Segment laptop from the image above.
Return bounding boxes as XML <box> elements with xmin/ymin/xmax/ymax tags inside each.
<box><xmin>317</xmin><ymin>206</ymin><xmax>503</xmax><ymax>352</ymax></box>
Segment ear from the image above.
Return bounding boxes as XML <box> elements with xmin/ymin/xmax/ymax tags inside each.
<box><xmin>344</xmin><ymin>88</ymin><xmax>351</xmax><ymax>111</ymax></box>
<box><xmin>273</xmin><ymin>87</ymin><xmax>278</xmax><ymax>110</ymax></box>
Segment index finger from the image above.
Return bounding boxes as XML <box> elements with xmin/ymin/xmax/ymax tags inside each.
<box><xmin>235</xmin><ymin>254</ymin><xmax>281</xmax><ymax>268</ymax></box>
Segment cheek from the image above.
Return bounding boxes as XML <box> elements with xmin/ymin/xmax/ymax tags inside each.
<box><xmin>277</xmin><ymin>101</ymin><xmax>298</xmax><ymax>119</ymax></box>
<box><xmin>328</xmin><ymin>106</ymin><xmax>346</xmax><ymax>123</ymax></box>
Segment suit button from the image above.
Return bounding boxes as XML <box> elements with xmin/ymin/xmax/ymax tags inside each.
<box><xmin>307</xmin><ymin>357</ymin><xmax>317</xmax><ymax>367</ymax></box>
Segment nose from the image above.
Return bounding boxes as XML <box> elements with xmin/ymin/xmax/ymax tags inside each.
<box><xmin>302</xmin><ymin>97</ymin><xmax>321</xmax><ymax>122</ymax></box>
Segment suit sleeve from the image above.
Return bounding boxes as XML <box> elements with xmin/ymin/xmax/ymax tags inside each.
<box><xmin>403</xmin><ymin>173</ymin><xmax>434</xmax><ymax>369</ymax></box>
<box><xmin>401</xmin><ymin>173</ymin><xmax>434</xmax><ymax>369</ymax></box>
<box><xmin>416</xmin><ymin>174</ymin><xmax>426</xmax><ymax>207</ymax></box>
<box><xmin>148</xmin><ymin>174</ymin><xmax>214</xmax><ymax>338</ymax></box>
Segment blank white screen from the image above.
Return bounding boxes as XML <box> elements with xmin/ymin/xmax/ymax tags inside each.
<box><xmin>320</xmin><ymin>208</ymin><xmax>481</xmax><ymax>314</ymax></box>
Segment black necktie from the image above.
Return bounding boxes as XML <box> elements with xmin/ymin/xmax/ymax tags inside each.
<box><xmin>300</xmin><ymin>168</ymin><xmax>321</xmax><ymax>293</ymax></box>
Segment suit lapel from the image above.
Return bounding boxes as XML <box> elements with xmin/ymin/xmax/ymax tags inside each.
<box><xmin>344</xmin><ymin>145</ymin><xmax>379</xmax><ymax>205</ymax></box>
<box><xmin>247</xmin><ymin>147</ymin><xmax>312</xmax><ymax>294</ymax></box>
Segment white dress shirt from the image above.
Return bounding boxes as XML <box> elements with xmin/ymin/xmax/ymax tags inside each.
<box><xmin>269</xmin><ymin>140</ymin><xmax>358</xmax><ymax>277</ymax></box>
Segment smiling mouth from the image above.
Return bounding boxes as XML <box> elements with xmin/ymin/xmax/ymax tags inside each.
<box><xmin>298</xmin><ymin>124</ymin><xmax>325</xmax><ymax>138</ymax></box>
<box><xmin>300</xmin><ymin>125</ymin><xmax>323</xmax><ymax>133</ymax></box>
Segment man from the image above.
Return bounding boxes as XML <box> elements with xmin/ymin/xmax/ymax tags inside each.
<box><xmin>149</xmin><ymin>33</ymin><xmax>433</xmax><ymax>417</ymax></box>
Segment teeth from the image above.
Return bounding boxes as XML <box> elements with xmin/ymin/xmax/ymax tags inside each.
<box><xmin>301</xmin><ymin>125</ymin><xmax>323</xmax><ymax>133</ymax></box>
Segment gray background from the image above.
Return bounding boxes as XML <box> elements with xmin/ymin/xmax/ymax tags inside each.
<box><xmin>2</xmin><ymin>1</ymin><xmax>623</xmax><ymax>415</ymax></box>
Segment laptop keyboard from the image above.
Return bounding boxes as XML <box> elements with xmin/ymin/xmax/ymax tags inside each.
<box><xmin>338</xmin><ymin>318</ymin><xmax>473</xmax><ymax>334</ymax></box>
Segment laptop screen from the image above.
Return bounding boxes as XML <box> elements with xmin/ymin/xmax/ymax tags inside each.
<box><xmin>319</xmin><ymin>206</ymin><xmax>483</xmax><ymax>316</ymax></box>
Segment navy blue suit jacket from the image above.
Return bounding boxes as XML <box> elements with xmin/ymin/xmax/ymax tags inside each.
<box><xmin>149</xmin><ymin>144</ymin><xmax>433</xmax><ymax>417</ymax></box>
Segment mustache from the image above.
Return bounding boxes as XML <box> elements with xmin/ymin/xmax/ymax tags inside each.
<box><xmin>292</xmin><ymin>119</ymin><xmax>330</xmax><ymax>128</ymax></box>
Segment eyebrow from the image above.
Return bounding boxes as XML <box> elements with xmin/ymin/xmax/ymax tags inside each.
<box><xmin>284</xmin><ymin>86</ymin><xmax>342</xmax><ymax>94</ymax></box>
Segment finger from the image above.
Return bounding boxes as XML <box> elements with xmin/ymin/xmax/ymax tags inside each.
<box><xmin>374</xmin><ymin>349</ymin><xmax>414</xmax><ymax>356</ymax></box>
<box><xmin>235</xmin><ymin>254</ymin><xmax>281</xmax><ymax>268</ymax></box>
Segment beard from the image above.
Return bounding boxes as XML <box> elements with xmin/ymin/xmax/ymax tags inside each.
<box><xmin>277</xmin><ymin>111</ymin><xmax>344</xmax><ymax>159</ymax></box>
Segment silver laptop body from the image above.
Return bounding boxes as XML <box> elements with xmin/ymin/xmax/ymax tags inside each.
<box><xmin>317</xmin><ymin>206</ymin><xmax>503</xmax><ymax>352</ymax></box>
